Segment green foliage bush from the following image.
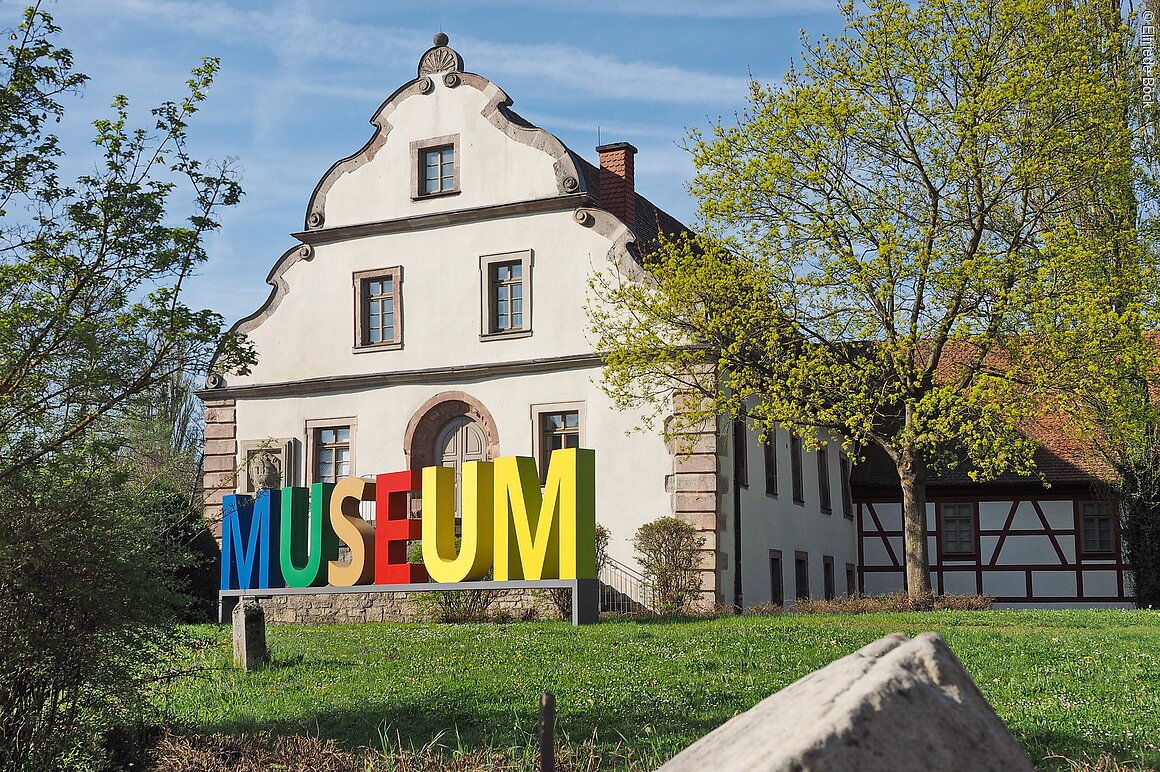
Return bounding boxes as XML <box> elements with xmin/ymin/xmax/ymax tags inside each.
<box><xmin>410</xmin><ymin>587</ymin><xmax>502</xmax><ymax>623</ymax></box>
<box><xmin>406</xmin><ymin>540</ymin><xmax>501</xmax><ymax>622</ymax></box>
<box><xmin>1112</xmin><ymin>442</ymin><xmax>1160</xmax><ymax>608</ymax></box>
<box><xmin>0</xmin><ymin>448</ymin><xmax>191</xmax><ymax>769</ymax></box>
<box><xmin>633</xmin><ymin>517</ymin><xmax>704</xmax><ymax>614</ymax></box>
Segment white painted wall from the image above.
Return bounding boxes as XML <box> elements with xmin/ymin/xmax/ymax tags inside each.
<box><xmin>227</xmin><ymin>208</ymin><xmax>613</xmax><ymax>388</ymax></box>
<box><xmin>722</xmin><ymin>423</ymin><xmax>858</xmax><ymax>608</ymax></box>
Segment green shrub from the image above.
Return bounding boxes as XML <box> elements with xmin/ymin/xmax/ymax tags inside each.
<box><xmin>410</xmin><ymin>588</ymin><xmax>501</xmax><ymax>623</ymax></box>
<box><xmin>0</xmin><ymin>450</ymin><xmax>189</xmax><ymax>770</ymax></box>
<box><xmin>406</xmin><ymin>540</ymin><xmax>501</xmax><ymax>622</ymax></box>
<box><xmin>633</xmin><ymin>517</ymin><xmax>705</xmax><ymax>614</ymax></box>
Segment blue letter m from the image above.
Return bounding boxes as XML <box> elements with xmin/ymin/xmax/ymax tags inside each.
<box><xmin>220</xmin><ymin>490</ymin><xmax>284</xmax><ymax>590</ymax></box>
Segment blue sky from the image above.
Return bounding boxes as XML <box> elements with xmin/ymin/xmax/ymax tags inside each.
<box><xmin>16</xmin><ymin>0</ymin><xmax>845</xmax><ymax>326</ymax></box>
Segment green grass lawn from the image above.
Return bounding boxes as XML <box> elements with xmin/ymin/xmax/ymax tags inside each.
<box><xmin>162</xmin><ymin>610</ymin><xmax>1160</xmax><ymax>769</ymax></box>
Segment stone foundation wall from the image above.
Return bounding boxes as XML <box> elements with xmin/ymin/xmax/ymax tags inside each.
<box><xmin>247</xmin><ymin>588</ymin><xmax>562</xmax><ymax>625</ymax></box>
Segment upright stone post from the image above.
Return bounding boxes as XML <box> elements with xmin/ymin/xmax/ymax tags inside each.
<box><xmin>232</xmin><ymin>598</ymin><xmax>267</xmax><ymax>670</ymax></box>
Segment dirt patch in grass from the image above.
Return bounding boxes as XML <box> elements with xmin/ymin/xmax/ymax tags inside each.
<box><xmin>149</xmin><ymin>730</ymin><xmax>655</xmax><ymax>771</ymax></box>
<box><xmin>787</xmin><ymin>592</ymin><xmax>994</xmax><ymax>614</ymax></box>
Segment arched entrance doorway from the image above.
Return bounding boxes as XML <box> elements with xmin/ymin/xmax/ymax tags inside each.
<box><xmin>403</xmin><ymin>391</ymin><xmax>501</xmax><ymax>515</ymax></box>
<box><xmin>435</xmin><ymin>415</ymin><xmax>488</xmax><ymax>506</ymax></box>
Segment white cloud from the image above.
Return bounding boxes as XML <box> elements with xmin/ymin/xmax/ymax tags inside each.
<box><xmin>518</xmin><ymin>111</ymin><xmax>692</xmax><ymax>144</ymax></box>
<box><xmin>494</xmin><ymin>0</ymin><xmax>839</xmax><ymax>17</ymax></box>
<box><xmin>469</xmin><ymin>41</ymin><xmax>748</xmax><ymax>105</ymax></box>
<box><xmin>63</xmin><ymin>0</ymin><xmax>752</xmax><ymax>105</ymax></box>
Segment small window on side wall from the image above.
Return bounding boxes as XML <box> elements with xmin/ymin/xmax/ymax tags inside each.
<box><xmin>939</xmin><ymin>502</ymin><xmax>975</xmax><ymax>558</ymax></box>
<box><xmin>763</xmin><ymin>429</ymin><xmax>778</xmax><ymax>496</ymax></box>
<box><xmin>823</xmin><ymin>555</ymin><xmax>835</xmax><ymax>600</ymax></box>
<box><xmin>306</xmin><ymin>419</ymin><xmax>356</xmax><ymax>485</ymax></box>
<box><xmin>818</xmin><ymin>446</ymin><xmax>832</xmax><ymax>513</ymax></box>
<box><xmin>769</xmin><ymin>549</ymin><xmax>784</xmax><ymax>605</ymax></box>
<box><xmin>790</xmin><ymin>434</ymin><xmax>805</xmax><ymax>504</ymax></box>
<box><xmin>480</xmin><ymin>250</ymin><xmax>533</xmax><ymax>339</ymax></box>
<box><xmin>353</xmin><ymin>268</ymin><xmax>402</xmax><ymax>350</ymax></box>
<box><xmin>733</xmin><ymin>416</ymin><xmax>749</xmax><ymax>488</ymax></box>
<box><xmin>840</xmin><ymin>456</ymin><xmax>854</xmax><ymax>518</ymax></box>
<box><xmin>410</xmin><ymin>134</ymin><xmax>460</xmax><ymax>199</ymax></box>
<box><xmin>1080</xmin><ymin>500</ymin><xmax>1116</xmax><ymax>556</ymax></box>
<box><xmin>795</xmin><ymin>551</ymin><xmax>810</xmax><ymax>600</ymax></box>
<box><xmin>531</xmin><ymin>402</ymin><xmax>585</xmax><ymax>482</ymax></box>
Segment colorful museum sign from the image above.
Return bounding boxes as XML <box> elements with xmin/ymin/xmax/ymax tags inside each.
<box><xmin>220</xmin><ymin>448</ymin><xmax>596</xmax><ymax>590</ymax></box>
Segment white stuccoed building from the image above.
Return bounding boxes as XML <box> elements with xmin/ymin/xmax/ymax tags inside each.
<box><xmin>197</xmin><ymin>35</ymin><xmax>859</xmax><ymax>616</ymax></box>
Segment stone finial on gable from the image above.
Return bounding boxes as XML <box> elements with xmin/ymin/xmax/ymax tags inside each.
<box><xmin>418</xmin><ymin>33</ymin><xmax>464</xmax><ymax>78</ymax></box>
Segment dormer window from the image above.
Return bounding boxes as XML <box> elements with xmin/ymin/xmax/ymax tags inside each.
<box><xmin>411</xmin><ymin>134</ymin><xmax>460</xmax><ymax>199</ymax></box>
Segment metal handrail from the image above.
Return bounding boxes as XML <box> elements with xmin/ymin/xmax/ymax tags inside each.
<box><xmin>604</xmin><ymin>555</ymin><xmax>646</xmax><ymax>578</ymax></box>
<box><xmin>599</xmin><ymin>555</ymin><xmax>654</xmax><ymax>613</ymax></box>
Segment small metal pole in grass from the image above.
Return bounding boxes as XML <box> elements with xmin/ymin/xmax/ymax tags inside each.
<box><xmin>539</xmin><ymin>690</ymin><xmax>556</xmax><ymax>772</ymax></box>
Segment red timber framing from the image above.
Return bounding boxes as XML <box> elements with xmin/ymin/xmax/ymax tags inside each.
<box><xmin>855</xmin><ymin>492</ymin><xmax>1132</xmax><ymax>605</ymax></box>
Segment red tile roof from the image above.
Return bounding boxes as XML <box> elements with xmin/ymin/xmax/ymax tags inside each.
<box><xmin>573</xmin><ymin>154</ymin><xmax>688</xmax><ymax>246</ymax></box>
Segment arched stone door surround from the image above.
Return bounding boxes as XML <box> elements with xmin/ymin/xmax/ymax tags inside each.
<box><xmin>403</xmin><ymin>391</ymin><xmax>501</xmax><ymax>474</ymax></box>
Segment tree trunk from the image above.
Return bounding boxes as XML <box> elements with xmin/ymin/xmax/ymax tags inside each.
<box><xmin>898</xmin><ymin>450</ymin><xmax>933</xmax><ymax>603</ymax></box>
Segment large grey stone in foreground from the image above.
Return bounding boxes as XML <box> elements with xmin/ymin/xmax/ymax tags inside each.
<box><xmin>658</xmin><ymin>632</ymin><xmax>1033</xmax><ymax>772</ymax></box>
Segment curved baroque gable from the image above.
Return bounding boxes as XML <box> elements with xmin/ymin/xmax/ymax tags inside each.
<box><xmin>203</xmin><ymin>242</ymin><xmax>314</xmax><ymax>389</ymax></box>
<box><xmin>303</xmin><ymin>38</ymin><xmax>584</xmax><ymax>231</ymax></box>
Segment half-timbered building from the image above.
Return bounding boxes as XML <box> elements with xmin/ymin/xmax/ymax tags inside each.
<box><xmin>853</xmin><ymin>425</ymin><xmax>1131</xmax><ymax>607</ymax></box>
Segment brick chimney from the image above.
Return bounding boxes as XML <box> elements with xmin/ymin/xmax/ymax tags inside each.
<box><xmin>596</xmin><ymin>142</ymin><xmax>637</xmax><ymax>229</ymax></box>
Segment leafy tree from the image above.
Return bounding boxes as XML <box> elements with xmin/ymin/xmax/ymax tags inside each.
<box><xmin>0</xmin><ymin>4</ymin><xmax>250</xmax><ymax>767</ymax></box>
<box><xmin>591</xmin><ymin>0</ymin><xmax>1144</xmax><ymax>599</ymax></box>
<box><xmin>121</xmin><ymin>371</ymin><xmax>223</xmax><ymax>622</ymax></box>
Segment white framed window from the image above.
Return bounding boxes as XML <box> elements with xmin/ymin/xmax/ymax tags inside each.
<box><xmin>531</xmin><ymin>401</ymin><xmax>585</xmax><ymax>481</ymax></box>
<box><xmin>410</xmin><ymin>134</ymin><xmax>460</xmax><ymax>199</ymax></box>
<box><xmin>480</xmin><ymin>250</ymin><xmax>533</xmax><ymax>339</ymax></box>
<box><xmin>939</xmin><ymin>502</ymin><xmax>975</xmax><ymax>558</ymax></box>
<box><xmin>353</xmin><ymin>267</ymin><xmax>402</xmax><ymax>350</ymax></box>
<box><xmin>305</xmin><ymin>418</ymin><xmax>357</xmax><ymax>484</ymax></box>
